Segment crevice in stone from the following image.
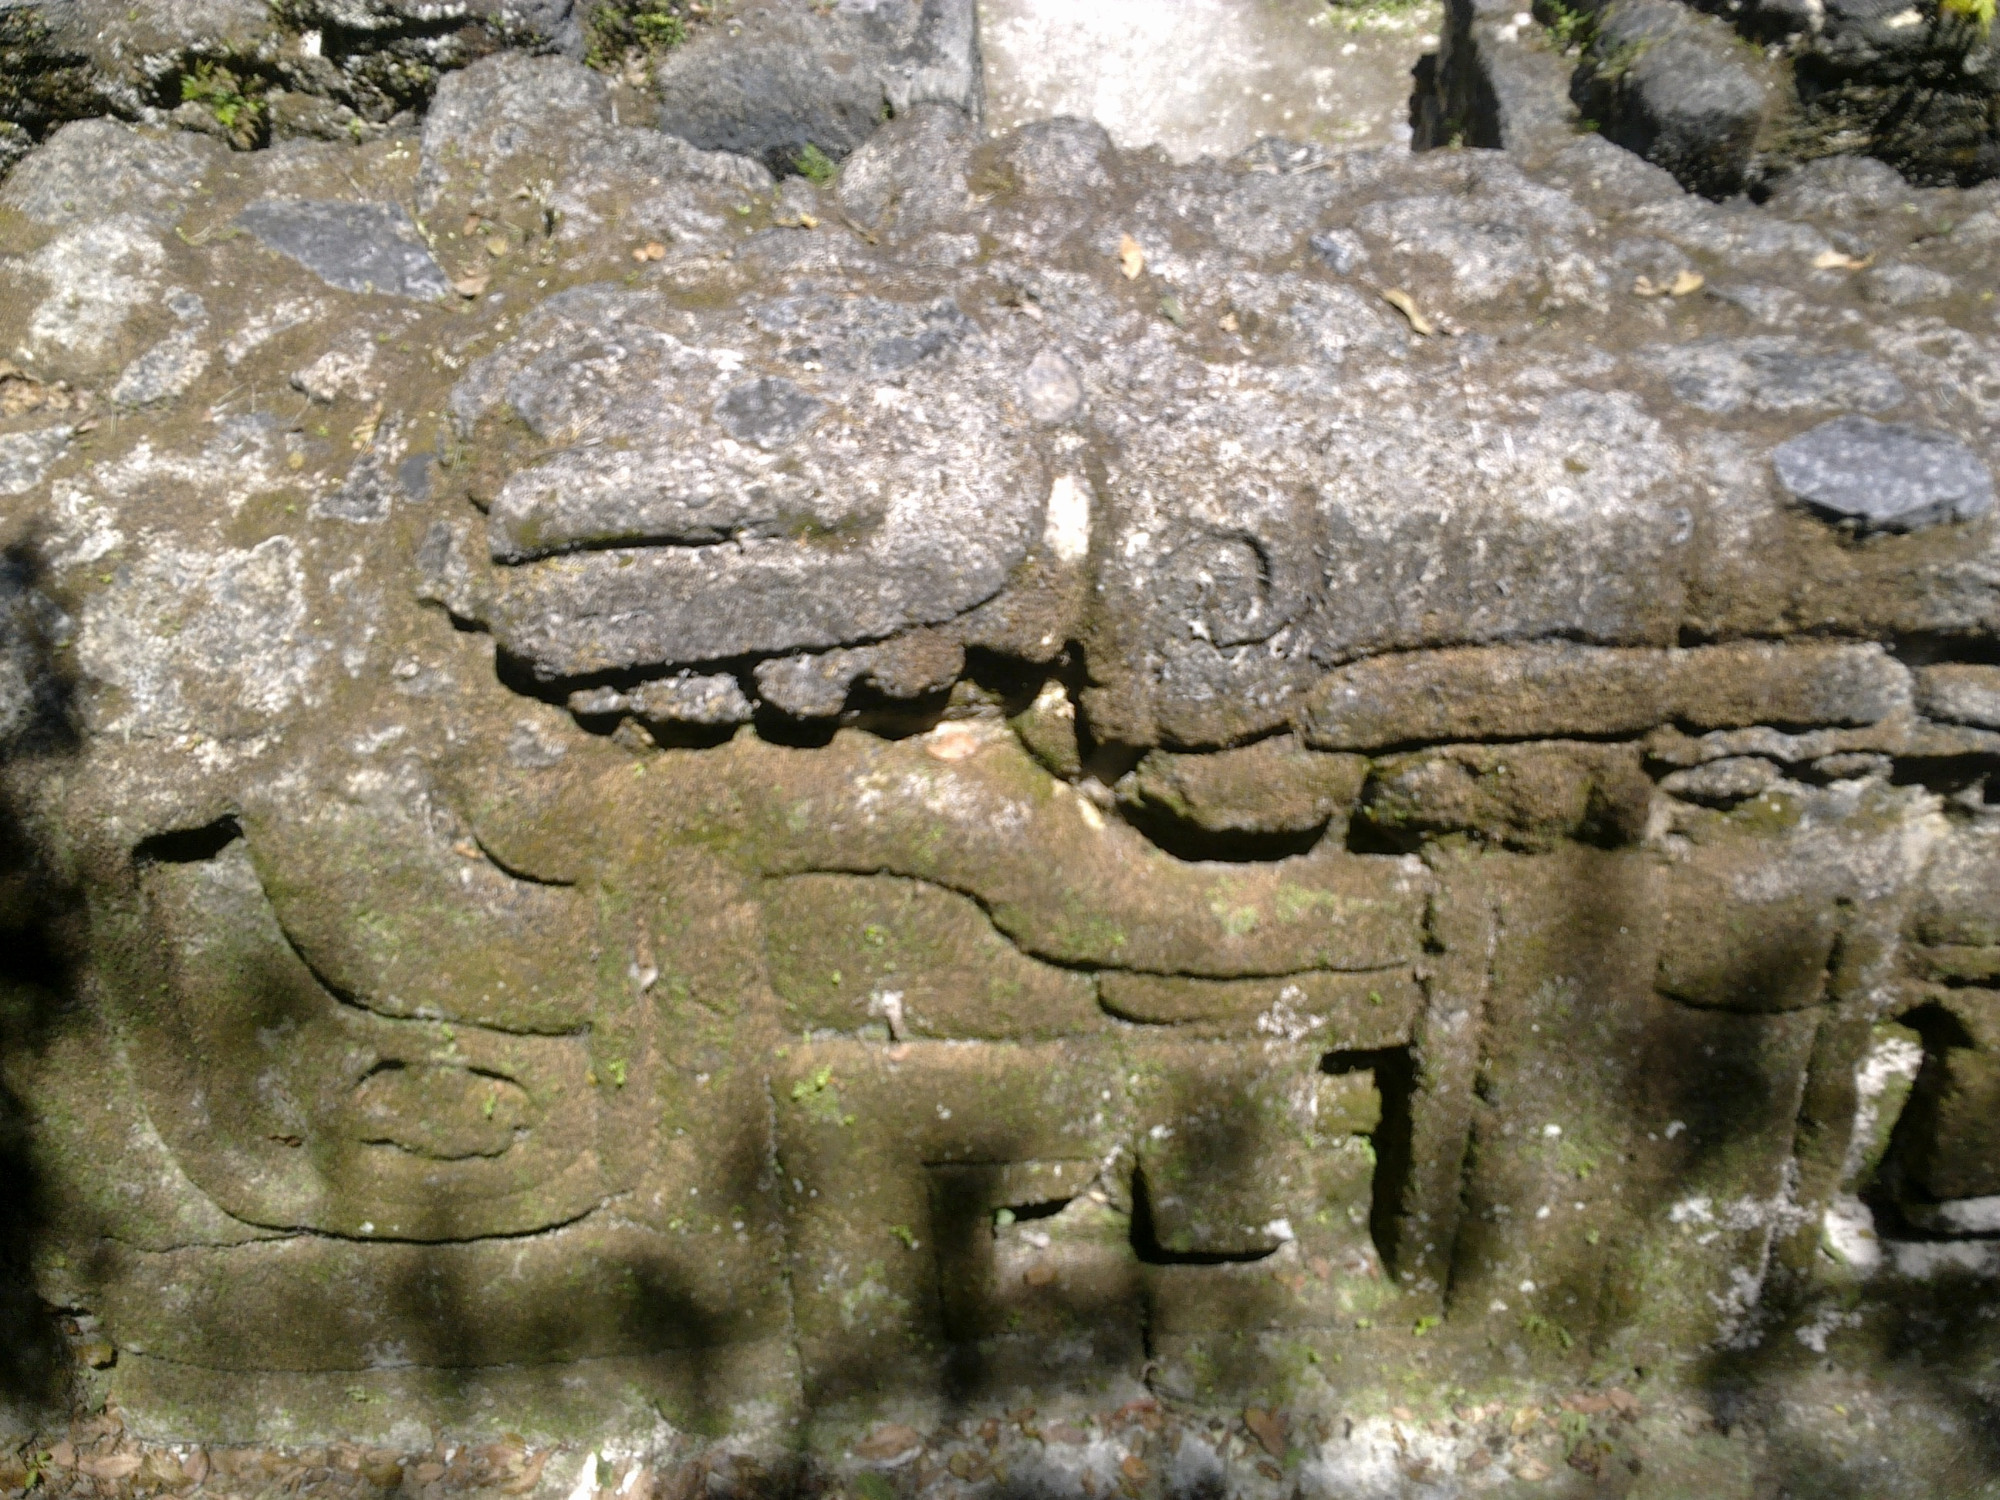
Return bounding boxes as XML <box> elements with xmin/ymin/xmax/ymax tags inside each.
<box><xmin>132</xmin><ymin>816</ymin><xmax>243</xmax><ymax>868</ymax></box>
<box><xmin>1127</xmin><ymin>1168</ymin><xmax>1279</xmax><ymax>1268</ymax></box>
<box><xmin>1323</xmin><ymin>1046</ymin><xmax>1419</xmax><ymax>1279</ymax></box>
<box><xmin>1112</xmin><ymin>801</ymin><xmax>1329</xmax><ymax>866</ymax></box>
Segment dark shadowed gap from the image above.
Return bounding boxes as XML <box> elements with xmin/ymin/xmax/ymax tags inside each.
<box><xmin>1323</xmin><ymin>1047</ymin><xmax>1417</xmax><ymax>1276</ymax></box>
<box><xmin>132</xmin><ymin>816</ymin><xmax>243</xmax><ymax>867</ymax></box>
<box><xmin>1128</xmin><ymin>1170</ymin><xmax>1278</xmax><ymax>1268</ymax></box>
<box><xmin>0</xmin><ymin>543</ymin><xmax>79</xmax><ymax>1410</ymax></box>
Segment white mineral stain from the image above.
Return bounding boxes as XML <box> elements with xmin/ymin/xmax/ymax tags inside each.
<box><xmin>1044</xmin><ymin>473</ymin><xmax>1092</xmax><ymax>563</ymax></box>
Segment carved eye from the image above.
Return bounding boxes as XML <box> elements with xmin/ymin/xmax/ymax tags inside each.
<box><xmin>348</xmin><ymin>1060</ymin><xmax>532</xmax><ymax>1161</ymax></box>
<box><xmin>1163</xmin><ymin>533</ymin><xmax>1280</xmax><ymax>647</ymax></box>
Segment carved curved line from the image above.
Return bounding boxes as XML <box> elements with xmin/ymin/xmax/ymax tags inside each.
<box><xmin>777</xmin><ymin>866</ymin><xmax>1414</xmax><ymax>982</ymax></box>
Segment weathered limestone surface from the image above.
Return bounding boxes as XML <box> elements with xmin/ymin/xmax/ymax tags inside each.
<box><xmin>1</xmin><ymin>6</ymin><xmax>1999</xmax><ymax>1498</ymax></box>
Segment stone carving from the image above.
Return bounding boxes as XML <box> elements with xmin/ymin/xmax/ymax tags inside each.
<box><xmin>0</xmin><ymin>15</ymin><xmax>1998</xmax><ymax>1492</ymax></box>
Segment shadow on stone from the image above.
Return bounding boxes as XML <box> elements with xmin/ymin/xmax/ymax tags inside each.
<box><xmin>0</xmin><ymin>542</ymin><xmax>80</xmax><ymax>1413</ymax></box>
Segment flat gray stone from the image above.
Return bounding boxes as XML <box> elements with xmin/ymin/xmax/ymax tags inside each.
<box><xmin>1653</xmin><ymin>337</ymin><xmax>1907</xmax><ymax>416</ymax></box>
<box><xmin>0</xmin><ymin>119</ymin><xmax>222</xmax><ymax>228</ymax></box>
<box><xmin>110</xmin><ymin>326</ymin><xmax>211</xmax><ymax>407</ymax></box>
<box><xmin>632</xmin><ymin>672</ymin><xmax>755</xmax><ymax>727</ymax></box>
<box><xmin>461</xmin><ymin>284</ymin><xmax>1044</xmax><ymax>677</ymax></box>
<box><xmin>0</xmin><ymin>426</ymin><xmax>74</xmax><ymax>497</ymax></box>
<box><xmin>754</xmin><ymin>650</ymin><xmax>871</xmax><ymax>718</ymax></box>
<box><xmin>1660</xmin><ymin>756</ymin><xmax>1782</xmax><ymax>805</ymax></box>
<box><xmin>1916</xmin><ymin>665</ymin><xmax>2000</xmax><ymax>729</ymax></box>
<box><xmin>713</xmin><ymin>377</ymin><xmax>826</xmax><ymax>450</ymax></box>
<box><xmin>1862</xmin><ymin>262</ymin><xmax>1955</xmax><ymax>307</ymax></box>
<box><xmin>236</xmin><ymin>198</ymin><xmax>454</xmax><ymax>301</ymax></box>
<box><xmin>1578</xmin><ymin>0</ymin><xmax>1772</xmax><ymax>199</ymax></box>
<box><xmin>1774</xmin><ymin>415</ymin><xmax>1995</xmax><ymax>533</ymax></box>
<box><xmin>652</xmin><ymin>0</ymin><xmax>981</xmax><ymax>173</ymax></box>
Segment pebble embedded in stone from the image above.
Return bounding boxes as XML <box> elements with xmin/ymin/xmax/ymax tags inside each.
<box><xmin>1022</xmin><ymin>349</ymin><xmax>1083</xmax><ymax>424</ymax></box>
<box><xmin>1773</xmin><ymin>415</ymin><xmax>1995</xmax><ymax>533</ymax></box>
<box><xmin>1308</xmin><ymin>229</ymin><xmax>1367</xmax><ymax>275</ymax></box>
<box><xmin>632</xmin><ymin>672</ymin><xmax>756</xmax><ymax>727</ymax></box>
<box><xmin>235</xmin><ymin>197</ymin><xmax>454</xmax><ymax>301</ymax></box>
<box><xmin>1660</xmin><ymin>756</ymin><xmax>1781</xmax><ymax>805</ymax></box>
<box><xmin>712</xmin><ymin>376</ymin><xmax>826</xmax><ymax>450</ymax></box>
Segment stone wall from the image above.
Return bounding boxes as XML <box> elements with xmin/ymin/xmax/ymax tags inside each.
<box><xmin>1430</xmin><ymin>0</ymin><xmax>2000</xmax><ymax>191</ymax></box>
<box><xmin>1</xmin><ymin>5</ymin><xmax>1999</xmax><ymax>1495</ymax></box>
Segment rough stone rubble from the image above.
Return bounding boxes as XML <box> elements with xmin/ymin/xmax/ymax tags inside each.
<box><xmin>0</xmin><ymin>2</ymin><xmax>1999</xmax><ymax>1498</ymax></box>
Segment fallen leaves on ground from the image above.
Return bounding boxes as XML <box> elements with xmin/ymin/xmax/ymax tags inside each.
<box><xmin>0</xmin><ymin>360</ymin><xmax>87</xmax><ymax>416</ymax></box>
<box><xmin>1813</xmin><ymin>248</ymin><xmax>1873</xmax><ymax>270</ymax></box>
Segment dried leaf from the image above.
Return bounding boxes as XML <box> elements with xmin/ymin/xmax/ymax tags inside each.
<box><xmin>1219</xmin><ymin>311</ymin><xmax>1240</xmax><ymax>333</ymax></box>
<box><xmin>948</xmin><ymin>1451</ymin><xmax>989</xmax><ymax>1482</ymax></box>
<box><xmin>453</xmin><ymin>273</ymin><xmax>490</xmax><ymax>298</ymax></box>
<box><xmin>1022</xmin><ymin>1261</ymin><xmax>1059</xmax><ymax>1287</ymax></box>
<box><xmin>78</xmin><ymin>1454</ymin><xmax>143</xmax><ymax>1481</ymax></box>
<box><xmin>0</xmin><ymin>363</ymin><xmax>49</xmax><ymax>417</ymax></box>
<box><xmin>854</xmin><ymin>1425</ymin><xmax>923</xmax><ymax>1462</ymax></box>
<box><xmin>1812</xmin><ymin>248</ymin><xmax>1873</xmax><ymax>270</ymax></box>
<box><xmin>351</xmin><ymin>400</ymin><xmax>384</xmax><ymax>452</ymax></box>
<box><xmin>1120</xmin><ymin>1455</ymin><xmax>1149</xmax><ymax>1482</ymax></box>
<box><xmin>1381</xmin><ymin>287</ymin><xmax>1435</xmax><ymax>336</ymax></box>
<box><xmin>1635</xmin><ymin>268</ymin><xmax>1705</xmax><ymax>297</ymax></box>
<box><xmin>1244</xmin><ymin>1407</ymin><xmax>1288</xmax><ymax>1459</ymax></box>
<box><xmin>485</xmin><ymin>234</ymin><xmax>510</xmax><ymax>259</ymax></box>
<box><xmin>1118</xmin><ymin>233</ymin><xmax>1145</xmax><ymax>280</ymax></box>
